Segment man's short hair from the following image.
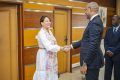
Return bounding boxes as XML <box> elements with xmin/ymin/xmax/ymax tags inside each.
<box><xmin>87</xmin><ymin>2</ymin><xmax>99</xmax><ymax>12</ymax></box>
<box><xmin>113</xmin><ymin>15</ymin><xmax>120</xmax><ymax>20</ymax></box>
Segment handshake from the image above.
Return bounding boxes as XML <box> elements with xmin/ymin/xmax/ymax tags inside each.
<box><xmin>60</xmin><ymin>45</ymin><xmax>71</xmax><ymax>52</ymax></box>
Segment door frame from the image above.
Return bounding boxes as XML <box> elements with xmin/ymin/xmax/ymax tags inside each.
<box><xmin>0</xmin><ymin>1</ymin><xmax>24</xmax><ymax>80</ymax></box>
<box><xmin>53</xmin><ymin>7</ymin><xmax>72</xmax><ymax>72</ymax></box>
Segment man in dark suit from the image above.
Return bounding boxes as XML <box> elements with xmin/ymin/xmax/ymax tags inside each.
<box><xmin>64</xmin><ymin>2</ymin><xmax>104</xmax><ymax>80</ymax></box>
<box><xmin>104</xmin><ymin>15</ymin><xmax>120</xmax><ymax>80</ymax></box>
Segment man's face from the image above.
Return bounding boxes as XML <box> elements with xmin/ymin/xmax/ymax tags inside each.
<box><xmin>112</xmin><ymin>16</ymin><xmax>119</xmax><ymax>27</ymax></box>
<box><xmin>85</xmin><ymin>6</ymin><xmax>91</xmax><ymax>19</ymax></box>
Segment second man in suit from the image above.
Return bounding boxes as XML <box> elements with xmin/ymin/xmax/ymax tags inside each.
<box><xmin>104</xmin><ymin>15</ymin><xmax>120</xmax><ymax>80</ymax></box>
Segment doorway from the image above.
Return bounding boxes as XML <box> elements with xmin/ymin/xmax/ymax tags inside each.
<box><xmin>54</xmin><ymin>8</ymin><xmax>72</xmax><ymax>73</ymax></box>
<box><xmin>0</xmin><ymin>1</ymin><xmax>23</xmax><ymax>80</ymax></box>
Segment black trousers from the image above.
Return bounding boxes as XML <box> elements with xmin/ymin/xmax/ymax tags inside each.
<box><xmin>85</xmin><ymin>68</ymin><xmax>100</xmax><ymax>80</ymax></box>
<box><xmin>104</xmin><ymin>57</ymin><xmax>120</xmax><ymax>80</ymax></box>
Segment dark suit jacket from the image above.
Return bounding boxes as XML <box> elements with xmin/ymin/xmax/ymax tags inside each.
<box><xmin>104</xmin><ymin>26</ymin><xmax>120</xmax><ymax>61</ymax></box>
<box><xmin>72</xmin><ymin>15</ymin><xmax>104</xmax><ymax>69</ymax></box>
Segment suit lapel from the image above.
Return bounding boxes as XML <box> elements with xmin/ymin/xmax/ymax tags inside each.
<box><xmin>87</xmin><ymin>15</ymin><xmax>99</xmax><ymax>28</ymax></box>
<box><xmin>83</xmin><ymin>15</ymin><xmax>99</xmax><ymax>37</ymax></box>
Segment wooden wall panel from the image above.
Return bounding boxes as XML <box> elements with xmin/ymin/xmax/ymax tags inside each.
<box><xmin>72</xmin><ymin>14</ymin><xmax>88</xmax><ymax>27</ymax></box>
<box><xmin>72</xmin><ymin>8</ymin><xmax>85</xmax><ymax>13</ymax></box>
<box><xmin>117</xmin><ymin>0</ymin><xmax>120</xmax><ymax>15</ymax></box>
<box><xmin>24</xmin><ymin>3</ymin><xmax>54</xmax><ymax>11</ymax></box>
<box><xmin>72</xmin><ymin>55</ymin><xmax>80</xmax><ymax>64</ymax></box>
<box><xmin>24</xmin><ymin>64</ymin><xmax>36</xmax><ymax>80</ymax></box>
<box><xmin>24</xmin><ymin>11</ymin><xmax>53</xmax><ymax>28</ymax></box>
<box><xmin>72</xmin><ymin>48</ymin><xmax>80</xmax><ymax>55</ymax></box>
<box><xmin>24</xmin><ymin>29</ymin><xmax>53</xmax><ymax>47</ymax></box>
<box><xmin>24</xmin><ymin>47</ymin><xmax>38</xmax><ymax>65</ymax></box>
<box><xmin>24</xmin><ymin>29</ymin><xmax>39</xmax><ymax>46</ymax></box>
<box><xmin>72</xmin><ymin>28</ymin><xmax>85</xmax><ymax>41</ymax></box>
<box><xmin>31</xmin><ymin>0</ymin><xmax>87</xmax><ymax>7</ymax></box>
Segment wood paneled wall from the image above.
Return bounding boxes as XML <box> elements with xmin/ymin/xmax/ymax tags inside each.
<box><xmin>27</xmin><ymin>0</ymin><xmax>87</xmax><ymax>7</ymax></box>
<box><xmin>117</xmin><ymin>0</ymin><xmax>120</xmax><ymax>15</ymax></box>
<box><xmin>72</xmin><ymin>14</ymin><xmax>88</xmax><ymax>27</ymax></box>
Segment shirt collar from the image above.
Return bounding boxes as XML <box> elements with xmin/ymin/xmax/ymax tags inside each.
<box><xmin>113</xmin><ymin>25</ymin><xmax>120</xmax><ymax>31</ymax></box>
<box><xmin>90</xmin><ymin>14</ymin><xmax>99</xmax><ymax>21</ymax></box>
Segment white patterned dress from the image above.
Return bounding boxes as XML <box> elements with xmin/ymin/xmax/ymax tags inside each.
<box><xmin>33</xmin><ymin>27</ymin><xmax>60</xmax><ymax>80</ymax></box>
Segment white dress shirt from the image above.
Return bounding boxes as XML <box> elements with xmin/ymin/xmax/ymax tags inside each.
<box><xmin>113</xmin><ymin>25</ymin><xmax>120</xmax><ymax>32</ymax></box>
<box><xmin>90</xmin><ymin>14</ymin><xmax>99</xmax><ymax>21</ymax></box>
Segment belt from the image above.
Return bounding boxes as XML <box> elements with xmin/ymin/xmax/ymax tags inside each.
<box><xmin>39</xmin><ymin>48</ymin><xmax>46</xmax><ymax>49</ymax></box>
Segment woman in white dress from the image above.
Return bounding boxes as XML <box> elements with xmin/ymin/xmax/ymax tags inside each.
<box><xmin>33</xmin><ymin>16</ymin><xmax>64</xmax><ymax>80</ymax></box>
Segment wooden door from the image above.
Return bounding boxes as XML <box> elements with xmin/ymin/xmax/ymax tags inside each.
<box><xmin>54</xmin><ymin>9</ymin><xmax>71</xmax><ymax>73</ymax></box>
<box><xmin>0</xmin><ymin>5</ymin><xmax>18</xmax><ymax>80</ymax></box>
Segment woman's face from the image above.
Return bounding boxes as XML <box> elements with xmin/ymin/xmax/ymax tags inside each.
<box><xmin>41</xmin><ymin>17</ymin><xmax>51</xmax><ymax>29</ymax></box>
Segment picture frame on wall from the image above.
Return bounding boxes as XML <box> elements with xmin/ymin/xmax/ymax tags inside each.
<box><xmin>99</xmin><ymin>6</ymin><xmax>107</xmax><ymax>27</ymax></box>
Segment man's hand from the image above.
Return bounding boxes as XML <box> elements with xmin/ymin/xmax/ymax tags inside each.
<box><xmin>80</xmin><ymin>63</ymin><xmax>87</xmax><ymax>75</ymax></box>
<box><xmin>106</xmin><ymin>51</ymin><xmax>113</xmax><ymax>57</ymax></box>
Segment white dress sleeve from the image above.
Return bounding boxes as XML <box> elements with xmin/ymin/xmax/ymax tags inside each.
<box><xmin>38</xmin><ymin>32</ymin><xmax>60</xmax><ymax>53</ymax></box>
